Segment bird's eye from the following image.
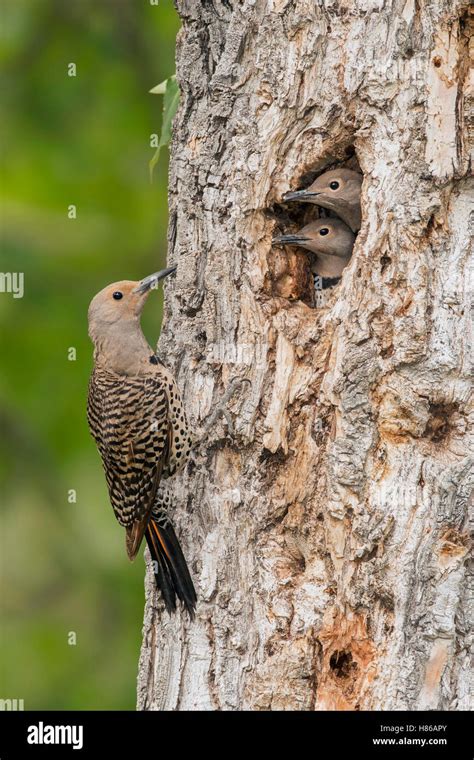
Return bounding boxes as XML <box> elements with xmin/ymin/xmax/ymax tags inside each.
<box><xmin>112</xmin><ymin>291</ymin><xmax>123</xmax><ymax>300</ymax></box>
<box><xmin>319</xmin><ymin>228</ymin><xmax>330</xmax><ymax>236</ymax></box>
<box><xmin>329</xmin><ymin>181</ymin><xmax>340</xmax><ymax>190</ymax></box>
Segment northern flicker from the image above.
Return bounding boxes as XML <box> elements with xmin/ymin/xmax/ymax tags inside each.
<box><xmin>273</xmin><ymin>217</ymin><xmax>355</xmax><ymax>290</ymax></box>
<box><xmin>283</xmin><ymin>168</ymin><xmax>362</xmax><ymax>232</ymax></box>
<box><xmin>87</xmin><ymin>267</ymin><xmax>197</xmax><ymax>617</ymax></box>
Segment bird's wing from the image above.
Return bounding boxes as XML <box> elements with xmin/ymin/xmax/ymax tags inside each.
<box><xmin>87</xmin><ymin>368</ymin><xmax>170</xmax><ymax>546</ymax></box>
<box><xmin>124</xmin><ymin>425</ymin><xmax>171</xmax><ymax>561</ymax></box>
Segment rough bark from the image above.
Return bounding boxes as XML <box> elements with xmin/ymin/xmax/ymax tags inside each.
<box><xmin>137</xmin><ymin>0</ymin><xmax>473</xmax><ymax>711</ymax></box>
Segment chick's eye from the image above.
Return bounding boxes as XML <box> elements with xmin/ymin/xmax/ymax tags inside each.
<box><xmin>112</xmin><ymin>291</ymin><xmax>123</xmax><ymax>300</ymax></box>
<box><xmin>319</xmin><ymin>228</ymin><xmax>330</xmax><ymax>236</ymax></box>
<box><xmin>329</xmin><ymin>181</ymin><xmax>340</xmax><ymax>190</ymax></box>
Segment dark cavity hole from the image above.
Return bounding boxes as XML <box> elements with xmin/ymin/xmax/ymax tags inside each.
<box><xmin>329</xmin><ymin>650</ymin><xmax>357</xmax><ymax>679</ymax></box>
<box><xmin>380</xmin><ymin>254</ymin><xmax>392</xmax><ymax>273</ymax></box>
<box><xmin>425</xmin><ymin>402</ymin><xmax>459</xmax><ymax>443</ymax></box>
<box><xmin>268</xmin><ymin>149</ymin><xmax>362</xmax><ymax>306</ymax></box>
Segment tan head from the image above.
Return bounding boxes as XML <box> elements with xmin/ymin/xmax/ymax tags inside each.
<box><xmin>283</xmin><ymin>169</ymin><xmax>362</xmax><ymax>232</ymax></box>
<box><xmin>88</xmin><ymin>267</ymin><xmax>176</xmax><ymax>370</ymax></box>
<box><xmin>274</xmin><ymin>218</ymin><xmax>354</xmax><ymax>257</ymax></box>
<box><xmin>273</xmin><ymin>218</ymin><xmax>355</xmax><ymax>278</ymax></box>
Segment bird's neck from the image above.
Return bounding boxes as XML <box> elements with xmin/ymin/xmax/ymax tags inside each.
<box><xmin>340</xmin><ymin>206</ymin><xmax>361</xmax><ymax>233</ymax></box>
<box><xmin>93</xmin><ymin>319</ymin><xmax>154</xmax><ymax>376</ymax></box>
<box><xmin>317</xmin><ymin>200</ymin><xmax>361</xmax><ymax>232</ymax></box>
<box><xmin>310</xmin><ymin>253</ymin><xmax>350</xmax><ymax>278</ymax></box>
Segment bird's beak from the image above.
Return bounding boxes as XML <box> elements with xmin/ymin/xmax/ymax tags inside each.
<box><xmin>273</xmin><ymin>234</ymin><xmax>311</xmax><ymax>246</ymax></box>
<box><xmin>133</xmin><ymin>266</ymin><xmax>177</xmax><ymax>294</ymax></box>
<box><xmin>283</xmin><ymin>189</ymin><xmax>319</xmax><ymax>202</ymax></box>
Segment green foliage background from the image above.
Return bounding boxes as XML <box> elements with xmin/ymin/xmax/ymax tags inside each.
<box><xmin>0</xmin><ymin>0</ymin><xmax>180</xmax><ymax>709</ymax></box>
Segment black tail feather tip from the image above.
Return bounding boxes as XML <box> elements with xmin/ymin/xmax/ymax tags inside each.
<box><xmin>145</xmin><ymin>521</ymin><xmax>197</xmax><ymax>619</ymax></box>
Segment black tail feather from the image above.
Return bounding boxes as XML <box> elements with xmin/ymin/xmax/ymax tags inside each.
<box><xmin>145</xmin><ymin>519</ymin><xmax>197</xmax><ymax>618</ymax></box>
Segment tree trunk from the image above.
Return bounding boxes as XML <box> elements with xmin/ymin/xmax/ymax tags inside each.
<box><xmin>137</xmin><ymin>0</ymin><xmax>473</xmax><ymax>711</ymax></box>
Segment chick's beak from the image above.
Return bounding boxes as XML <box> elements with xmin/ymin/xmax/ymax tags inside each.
<box><xmin>273</xmin><ymin>235</ymin><xmax>311</xmax><ymax>246</ymax></box>
<box><xmin>133</xmin><ymin>266</ymin><xmax>177</xmax><ymax>294</ymax></box>
<box><xmin>283</xmin><ymin>189</ymin><xmax>320</xmax><ymax>202</ymax></box>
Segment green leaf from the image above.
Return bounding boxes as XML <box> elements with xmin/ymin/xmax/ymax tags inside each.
<box><xmin>149</xmin><ymin>75</ymin><xmax>180</xmax><ymax>182</ymax></box>
<box><xmin>149</xmin><ymin>76</ymin><xmax>173</xmax><ymax>95</ymax></box>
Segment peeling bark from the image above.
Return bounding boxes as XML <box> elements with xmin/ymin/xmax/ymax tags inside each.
<box><xmin>137</xmin><ymin>0</ymin><xmax>473</xmax><ymax>711</ymax></box>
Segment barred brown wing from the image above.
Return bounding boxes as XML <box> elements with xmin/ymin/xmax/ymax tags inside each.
<box><xmin>87</xmin><ymin>367</ymin><xmax>170</xmax><ymax>531</ymax></box>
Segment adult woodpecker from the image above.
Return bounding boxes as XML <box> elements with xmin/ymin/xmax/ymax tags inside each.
<box><xmin>283</xmin><ymin>168</ymin><xmax>362</xmax><ymax>233</ymax></box>
<box><xmin>87</xmin><ymin>267</ymin><xmax>197</xmax><ymax>617</ymax></box>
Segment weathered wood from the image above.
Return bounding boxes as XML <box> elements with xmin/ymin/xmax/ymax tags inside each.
<box><xmin>137</xmin><ymin>0</ymin><xmax>473</xmax><ymax>711</ymax></box>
